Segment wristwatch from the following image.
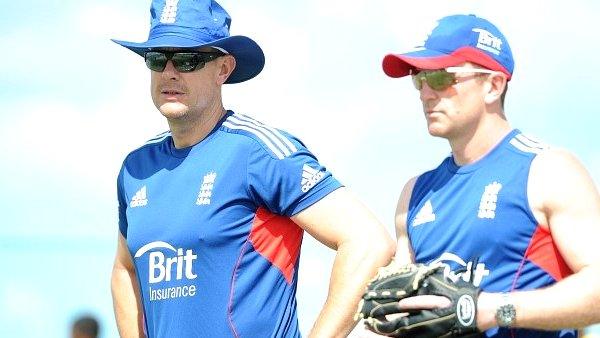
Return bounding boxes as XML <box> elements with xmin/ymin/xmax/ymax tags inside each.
<box><xmin>495</xmin><ymin>293</ymin><xmax>517</xmax><ymax>327</ymax></box>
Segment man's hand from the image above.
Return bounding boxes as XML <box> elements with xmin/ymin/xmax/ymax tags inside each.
<box><xmin>356</xmin><ymin>262</ymin><xmax>481</xmax><ymax>337</ymax></box>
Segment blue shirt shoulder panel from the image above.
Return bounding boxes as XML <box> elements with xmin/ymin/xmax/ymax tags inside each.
<box><xmin>220</xmin><ymin>113</ymin><xmax>342</xmax><ymax>216</ymax></box>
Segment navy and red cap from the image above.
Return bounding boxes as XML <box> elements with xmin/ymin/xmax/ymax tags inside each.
<box><xmin>383</xmin><ymin>14</ymin><xmax>514</xmax><ymax>80</ymax></box>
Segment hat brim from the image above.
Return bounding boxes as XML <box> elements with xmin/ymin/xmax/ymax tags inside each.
<box><xmin>382</xmin><ymin>49</ymin><xmax>465</xmax><ymax>78</ymax></box>
<box><xmin>112</xmin><ymin>35</ymin><xmax>265</xmax><ymax>84</ymax></box>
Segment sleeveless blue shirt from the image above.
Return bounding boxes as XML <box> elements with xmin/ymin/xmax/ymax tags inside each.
<box><xmin>407</xmin><ymin>129</ymin><xmax>575</xmax><ymax>338</ymax></box>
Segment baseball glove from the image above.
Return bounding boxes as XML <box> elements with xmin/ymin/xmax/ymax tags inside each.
<box><xmin>355</xmin><ymin>262</ymin><xmax>481</xmax><ymax>337</ymax></box>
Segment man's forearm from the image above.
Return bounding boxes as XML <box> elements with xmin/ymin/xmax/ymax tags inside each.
<box><xmin>308</xmin><ymin>239</ymin><xmax>394</xmax><ymax>338</ymax></box>
<box><xmin>112</xmin><ymin>266</ymin><xmax>145</xmax><ymax>338</ymax></box>
<box><xmin>477</xmin><ymin>265</ymin><xmax>600</xmax><ymax>331</ymax></box>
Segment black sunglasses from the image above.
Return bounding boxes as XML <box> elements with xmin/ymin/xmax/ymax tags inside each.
<box><xmin>144</xmin><ymin>51</ymin><xmax>226</xmax><ymax>73</ymax></box>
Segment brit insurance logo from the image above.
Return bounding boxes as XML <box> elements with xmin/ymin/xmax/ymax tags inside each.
<box><xmin>472</xmin><ymin>28</ymin><xmax>503</xmax><ymax>56</ymax></box>
<box><xmin>134</xmin><ymin>241</ymin><xmax>198</xmax><ymax>301</ymax></box>
<box><xmin>431</xmin><ymin>252</ymin><xmax>490</xmax><ymax>287</ymax></box>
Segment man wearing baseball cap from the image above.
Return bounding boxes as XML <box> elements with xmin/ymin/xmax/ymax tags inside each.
<box><xmin>370</xmin><ymin>14</ymin><xmax>600</xmax><ymax>338</ymax></box>
<box><xmin>109</xmin><ymin>1</ymin><xmax>395</xmax><ymax>337</ymax></box>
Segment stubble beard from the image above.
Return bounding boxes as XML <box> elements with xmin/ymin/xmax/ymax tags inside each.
<box><xmin>159</xmin><ymin>102</ymin><xmax>192</xmax><ymax>120</ymax></box>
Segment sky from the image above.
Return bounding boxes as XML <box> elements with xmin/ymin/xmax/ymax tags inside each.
<box><xmin>1</xmin><ymin>0</ymin><xmax>599</xmax><ymax>337</ymax></box>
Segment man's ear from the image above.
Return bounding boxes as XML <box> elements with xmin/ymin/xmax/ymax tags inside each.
<box><xmin>484</xmin><ymin>73</ymin><xmax>507</xmax><ymax>105</ymax></box>
<box><xmin>216</xmin><ymin>55</ymin><xmax>236</xmax><ymax>85</ymax></box>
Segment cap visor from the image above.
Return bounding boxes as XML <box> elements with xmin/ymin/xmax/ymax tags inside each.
<box><xmin>382</xmin><ymin>49</ymin><xmax>465</xmax><ymax>78</ymax></box>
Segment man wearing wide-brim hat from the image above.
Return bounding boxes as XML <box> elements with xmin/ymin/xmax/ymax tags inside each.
<box><xmin>109</xmin><ymin>0</ymin><xmax>395</xmax><ymax>337</ymax></box>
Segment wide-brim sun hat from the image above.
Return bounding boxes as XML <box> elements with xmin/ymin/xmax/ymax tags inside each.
<box><xmin>112</xmin><ymin>0</ymin><xmax>264</xmax><ymax>84</ymax></box>
<box><xmin>382</xmin><ymin>14</ymin><xmax>514</xmax><ymax>80</ymax></box>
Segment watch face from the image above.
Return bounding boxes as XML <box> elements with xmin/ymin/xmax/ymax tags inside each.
<box><xmin>496</xmin><ymin>304</ymin><xmax>516</xmax><ymax>327</ymax></box>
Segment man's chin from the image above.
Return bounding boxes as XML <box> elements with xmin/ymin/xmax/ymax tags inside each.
<box><xmin>427</xmin><ymin>125</ymin><xmax>450</xmax><ymax>139</ymax></box>
<box><xmin>159</xmin><ymin>103</ymin><xmax>189</xmax><ymax>119</ymax></box>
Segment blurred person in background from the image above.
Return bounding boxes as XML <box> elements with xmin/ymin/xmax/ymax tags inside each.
<box><xmin>71</xmin><ymin>315</ymin><xmax>99</xmax><ymax>338</ymax></box>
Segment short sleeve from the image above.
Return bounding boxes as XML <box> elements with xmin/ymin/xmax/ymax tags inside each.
<box><xmin>117</xmin><ymin>165</ymin><xmax>128</xmax><ymax>238</ymax></box>
<box><xmin>247</xmin><ymin>133</ymin><xmax>342</xmax><ymax>216</ymax></box>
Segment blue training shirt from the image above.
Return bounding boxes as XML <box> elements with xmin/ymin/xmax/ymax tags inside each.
<box><xmin>117</xmin><ymin>111</ymin><xmax>342</xmax><ymax>338</ymax></box>
<box><xmin>407</xmin><ymin>129</ymin><xmax>575</xmax><ymax>338</ymax></box>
